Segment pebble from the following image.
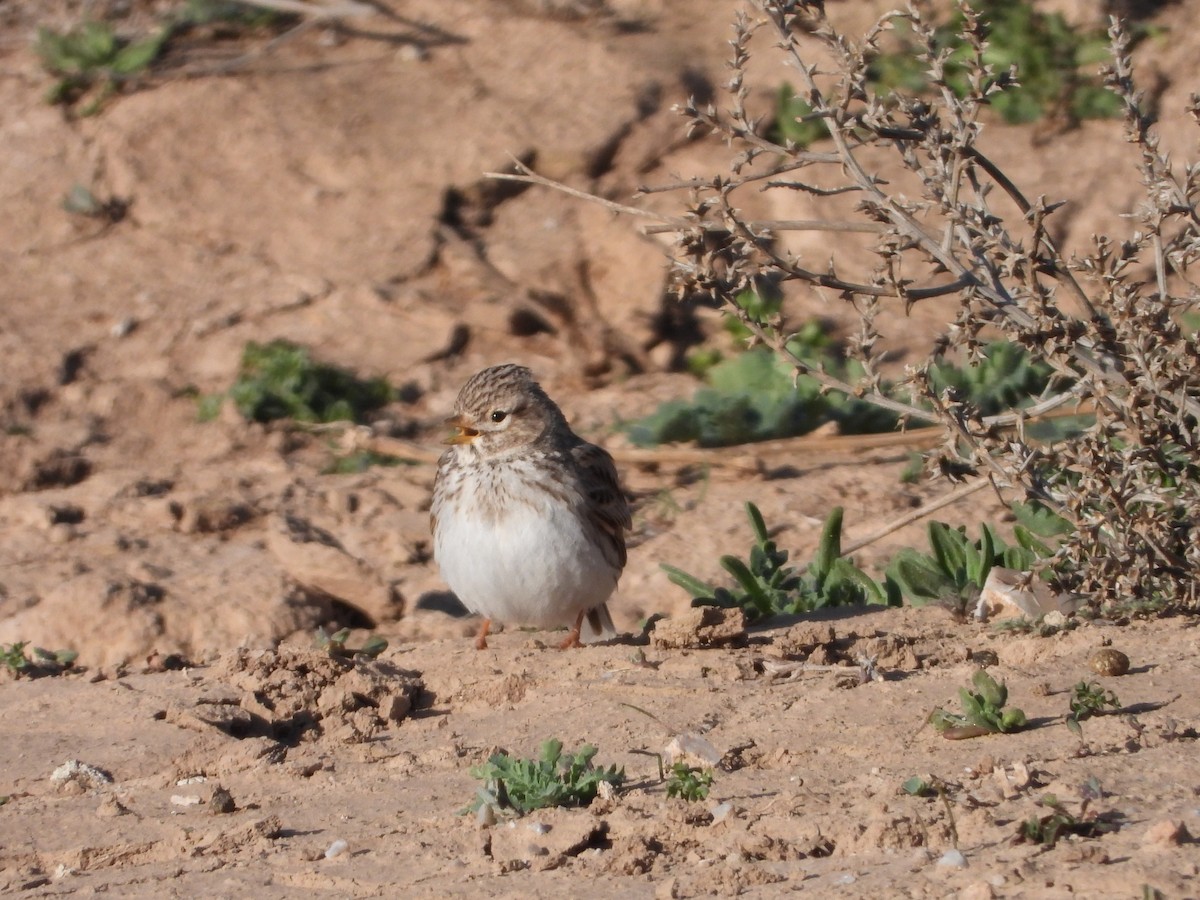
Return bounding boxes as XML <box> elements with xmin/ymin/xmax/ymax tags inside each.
<box><xmin>1089</xmin><ymin>648</ymin><xmax>1130</xmax><ymax>677</ymax></box>
<box><xmin>938</xmin><ymin>849</ymin><xmax>968</xmax><ymax>868</ymax></box>
<box><xmin>324</xmin><ymin>839</ymin><xmax>349</xmax><ymax>860</ymax></box>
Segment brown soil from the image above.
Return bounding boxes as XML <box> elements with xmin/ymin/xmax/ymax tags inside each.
<box><xmin>2</xmin><ymin>1</ymin><xmax>1199</xmax><ymax>897</ymax></box>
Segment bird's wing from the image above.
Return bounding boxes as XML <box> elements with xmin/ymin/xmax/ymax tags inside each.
<box><xmin>570</xmin><ymin>440</ymin><xmax>631</xmax><ymax>570</ymax></box>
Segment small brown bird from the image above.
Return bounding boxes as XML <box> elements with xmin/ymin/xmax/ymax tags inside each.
<box><xmin>430</xmin><ymin>364</ymin><xmax>630</xmax><ymax>649</ymax></box>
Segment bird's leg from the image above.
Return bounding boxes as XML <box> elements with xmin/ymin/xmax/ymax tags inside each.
<box><xmin>474</xmin><ymin>618</ymin><xmax>492</xmax><ymax>651</ymax></box>
<box><xmin>558</xmin><ymin>610</ymin><xmax>585</xmax><ymax>650</ymax></box>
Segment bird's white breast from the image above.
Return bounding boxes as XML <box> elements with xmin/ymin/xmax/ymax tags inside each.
<box><xmin>433</xmin><ymin>457</ymin><xmax>617</xmax><ymax>626</ymax></box>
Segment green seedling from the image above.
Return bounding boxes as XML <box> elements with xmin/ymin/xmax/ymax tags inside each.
<box><xmin>901</xmin><ymin>775</ymin><xmax>937</xmax><ymax>798</ymax></box>
<box><xmin>203</xmin><ymin>340</ymin><xmax>392</xmax><ymax>425</ymax></box>
<box><xmin>1</xmin><ymin>642</ymin><xmax>78</xmax><ymax>678</ymax></box>
<box><xmin>665</xmin><ymin>763</ymin><xmax>714</xmax><ymax>802</ymax></box>
<box><xmin>36</xmin><ymin>21</ymin><xmax>170</xmax><ymax>114</ymax></box>
<box><xmin>315</xmin><ymin>628</ymin><xmax>388</xmax><ymax>660</ymax></box>
<box><xmin>663</xmin><ymin>503</ymin><xmax>889</xmax><ymax>621</ymax></box>
<box><xmin>464</xmin><ymin>739</ymin><xmax>624</xmax><ymax>817</ymax></box>
<box><xmin>1065</xmin><ymin>681</ymin><xmax>1121</xmax><ymax>738</ymax></box>
<box><xmin>1017</xmin><ymin>794</ymin><xmax>1114</xmax><ymax>847</ymax></box>
<box><xmin>931</xmin><ymin>669</ymin><xmax>1026</xmax><ymax>738</ymax></box>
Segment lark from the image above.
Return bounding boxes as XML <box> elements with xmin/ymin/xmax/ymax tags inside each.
<box><xmin>431</xmin><ymin>364</ymin><xmax>630</xmax><ymax>649</ymax></box>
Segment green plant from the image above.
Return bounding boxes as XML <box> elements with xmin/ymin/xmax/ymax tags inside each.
<box><xmin>665</xmin><ymin>763</ymin><xmax>713</xmax><ymax>802</ymax></box>
<box><xmin>1065</xmin><ymin>680</ymin><xmax>1120</xmax><ymax>738</ymax></box>
<box><xmin>626</xmin><ymin>342</ymin><xmax>895</xmax><ymax>448</ymax></box>
<box><xmin>663</xmin><ymin>503</ymin><xmax>888</xmax><ymax>621</ymax></box>
<box><xmin>886</xmin><ymin>520</ymin><xmax>1053</xmax><ymax>609</ymax></box>
<box><xmin>179</xmin><ymin>0</ymin><xmax>295</xmax><ymax>29</ymax></box>
<box><xmin>315</xmin><ymin>627</ymin><xmax>388</xmax><ymax>660</ymax></box>
<box><xmin>770</xmin><ymin>83</ymin><xmax>830</xmax><ymax>148</ymax></box>
<box><xmin>36</xmin><ymin>21</ymin><xmax>170</xmax><ymax>114</ymax></box>
<box><xmin>464</xmin><ymin>739</ymin><xmax>624</xmax><ymax>817</ymax></box>
<box><xmin>206</xmin><ymin>340</ymin><xmax>393</xmax><ymax>425</ymax></box>
<box><xmin>1017</xmin><ymin>794</ymin><xmax>1115</xmax><ymax>847</ymax></box>
<box><xmin>1</xmin><ymin>642</ymin><xmax>78</xmax><ymax>678</ymax></box>
<box><xmin>901</xmin><ymin>775</ymin><xmax>937</xmax><ymax>798</ymax></box>
<box><xmin>322</xmin><ymin>450</ymin><xmax>410</xmax><ymax>475</ymax></box>
<box><xmin>867</xmin><ymin>0</ymin><xmax>1128</xmax><ymax>125</ymax></box>
<box><xmin>928</xmin><ymin>341</ymin><xmax>1060</xmax><ymax>418</ymax></box>
<box><xmin>931</xmin><ymin>669</ymin><xmax>1027</xmax><ymax>738</ymax></box>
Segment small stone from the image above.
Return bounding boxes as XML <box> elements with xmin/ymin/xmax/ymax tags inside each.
<box><xmin>96</xmin><ymin>796</ymin><xmax>129</xmax><ymax>818</ymax></box>
<box><xmin>710</xmin><ymin>801</ymin><xmax>734</xmax><ymax>824</ymax></box>
<box><xmin>958</xmin><ymin>882</ymin><xmax>995</xmax><ymax>900</ymax></box>
<box><xmin>1142</xmin><ymin>819</ymin><xmax>1189</xmax><ymax>848</ymax></box>
<box><xmin>210</xmin><ymin>786</ymin><xmax>236</xmax><ymax>814</ymax></box>
<box><xmin>324</xmin><ymin>839</ymin><xmax>349</xmax><ymax>860</ymax></box>
<box><xmin>50</xmin><ymin>760</ymin><xmax>113</xmax><ymax>794</ymax></box>
<box><xmin>476</xmin><ymin>804</ymin><xmax>496</xmax><ymax>828</ymax></box>
<box><xmin>1089</xmin><ymin>648</ymin><xmax>1130</xmax><ymax>677</ymax></box>
<box><xmin>938</xmin><ymin>849</ymin><xmax>968</xmax><ymax>868</ymax></box>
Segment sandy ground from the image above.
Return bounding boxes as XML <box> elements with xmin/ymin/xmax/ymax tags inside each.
<box><xmin>2</xmin><ymin>0</ymin><xmax>1199</xmax><ymax>896</ymax></box>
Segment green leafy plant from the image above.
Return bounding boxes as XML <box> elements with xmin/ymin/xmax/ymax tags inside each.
<box><xmin>665</xmin><ymin>763</ymin><xmax>713</xmax><ymax>802</ymax></box>
<box><xmin>315</xmin><ymin>627</ymin><xmax>388</xmax><ymax>660</ymax></box>
<box><xmin>322</xmin><ymin>450</ymin><xmax>411</xmax><ymax>475</ymax></box>
<box><xmin>886</xmin><ymin>521</ymin><xmax>1048</xmax><ymax>608</ymax></box>
<box><xmin>868</xmin><ymin>0</ymin><xmax>1128</xmax><ymax>125</ymax></box>
<box><xmin>1017</xmin><ymin>794</ymin><xmax>1115</xmax><ymax>847</ymax></box>
<box><xmin>1</xmin><ymin>642</ymin><xmax>78</xmax><ymax>678</ymax></box>
<box><xmin>663</xmin><ymin>503</ymin><xmax>889</xmax><ymax>621</ymax></box>
<box><xmin>901</xmin><ymin>775</ymin><xmax>937</xmax><ymax>798</ymax></box>
<box><xmin>464</xmin><ymin>739</ymin><xmax>624</xmax><ymax>817</ymax></box>
<box><xmin>1065</xmin><ymin>680</ymin><xmax>1120</xmax><ymax>738</ymax></box>
<box><xmin>36</xmin><ymin>21</ymin><xmax>170</xmax><ymax>113</ymax></box>
<box><xmin>928</xmin><ymin>341</ymin><xmax>1060</xmax><ymax>417</ymax></box>
<box><xmin>627</xmin><ymin>342</ymin><xmax>895</xmax><ymax>448</ymax></box>
<box><xmin>204</xmin><ymin>340</ymin><xmax>393</xmax><ymax>425</ymax></box>
<box><xmin>770</xmin><ymin>83</ymin><xmax>830</xmax><ymax>148</ymax></box>
<box><xmin>179</xmin><ymin>0</ymin><xmax>295</xmax><ymax>29</ymax></box>
<box><xmin>632</xmin><ymin>336</ymin><xmax>1063</xmax><ymax>450</ymax></box>
<box><xmin>931</xmin><ymin>668</ymin><xmax>1027</xmax><ymax>738</ymax></box>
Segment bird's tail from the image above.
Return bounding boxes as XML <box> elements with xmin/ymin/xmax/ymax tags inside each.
<box><xmin>581</xmin><ymin>603</ymin><xmax>617</xmax><ymax>643</ymax></box>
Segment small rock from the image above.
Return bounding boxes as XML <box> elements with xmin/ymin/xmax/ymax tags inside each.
<box><xmin>96</xmin><ymin>796</ymin><xmax>129</xmax><ymax>818</ymax></box>
<box><xmin>1090</xmin><ymin>648</ymin><xmax>1130</xmax><ymax>677</ymax></box>
<box><xmin>170</xmin><ymin>794</ymin><xmax>203</xmax><ymax>807</ymax></box>
<box><xmin>1142</xmin><ymin>819</ymin><xmax>1189</xmax><ymax>848</ymax></box>
<box><xmin>324</xmin><ymin>839</ymin><xmax>349</xmax><ymax>860</ymax></box>
<box><xmin>958</xmin><ymin>883</ymin><xmax>995</xmax><ymax>900</ymax></box>
<box><xmin>664</xmin><ymin>733</ymin><xmax>721</xmax><ymax>769</ymax></box>
<box><xmin>650</xmin><ymin>607</ymin><xmax>746</xmax><ymax>650</ymax></box>
<box><xmin>50</xmin><ymin>760</ymin><xmax>113</xmax><ymax>794</ymax></box>
<box><xmin>210</xmin><ymin>786</ymin><xmax>236</xmax><ymax>814</ymax></box>
<box><xmin>710</xmin><ymin>801</ymin><xmax>734</xmax><ymax>824</ymax></box>
<box><xmin>937</xmin><ymin>849</ymin><xmax>968</xmax><ymax>868</ymax></box>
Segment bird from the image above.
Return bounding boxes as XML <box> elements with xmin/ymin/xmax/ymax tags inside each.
<box><xmin>430</xmin><ymin>363</ymin><xmax>630</xmax><ymax>650</ymax></box>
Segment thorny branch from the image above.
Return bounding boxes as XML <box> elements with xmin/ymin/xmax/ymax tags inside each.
<box><xmin>489</xmin><ymin>0</ymin><xmax>1200</xmax><ymax>610</ymax></box>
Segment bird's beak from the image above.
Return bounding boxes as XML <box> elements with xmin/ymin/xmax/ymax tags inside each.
<box><xmin>443</xmin><ymin>414</ymin><xmax>479</xmax><ymax>445</ymax></box>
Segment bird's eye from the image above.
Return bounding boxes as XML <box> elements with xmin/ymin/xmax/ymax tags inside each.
<box><xmin>490</xmin><ymin>409</ymin><xmax>508</xmax><ymax>423</ymax></box>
